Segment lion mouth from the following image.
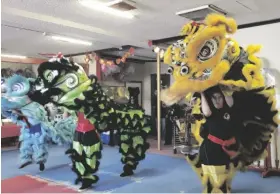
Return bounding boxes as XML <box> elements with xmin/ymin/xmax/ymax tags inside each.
<box><xmin>161</xmin><ymin>68</ymin><xmax>214</xmax><ymax>106</ymax></box>
<box><xmin>161</xmin><ymin>89</ymin><xmax>185</xmax><ymax>106</ymax></box>
<box><xmin>57</xmin><ymin>79</ymin><xmax>91</xmax><ymax>104</ymax></box>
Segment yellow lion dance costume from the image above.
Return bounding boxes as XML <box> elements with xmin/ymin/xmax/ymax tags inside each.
<box><xmin>161</xmin><ymin>14</ymin><xmax>279</xmax><ymax>193</ymax></box>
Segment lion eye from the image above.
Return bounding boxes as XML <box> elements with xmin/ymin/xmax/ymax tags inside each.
<box><xmin>180</xmin><ymin>66</ymin><xmax>189</xmax><ymax>75</ymax></box>
<box><xmin>167</xmin><ymin>66</ymin><xmax>174</xmax><ymax>74</ymax></box>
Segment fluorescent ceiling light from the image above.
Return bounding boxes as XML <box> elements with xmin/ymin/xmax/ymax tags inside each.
<box><xmin>1</xmin><ymin>54</ymin><xmax>27</xmax><ymax>59</ymax></box>
<box><xmin>51</xmin><ymin>35</ymin><xmax>92</xmax><ymax>46</ymax></box>
<box><xmin>79</xmin><ymin>0</ymin><xmax>134</xmax><ymax>19</ymax></box>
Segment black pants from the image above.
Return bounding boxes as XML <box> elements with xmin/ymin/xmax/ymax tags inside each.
<box><xmin>165</xmin><ymin>118</ymin><xmax>173</xmax><ymax>144</ymax></box>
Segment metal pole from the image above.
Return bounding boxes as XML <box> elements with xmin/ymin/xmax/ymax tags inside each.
<box><xmin>157</xmin><ymin>52</ymin><xmax>161</xmax><ymax>150</ymax></box>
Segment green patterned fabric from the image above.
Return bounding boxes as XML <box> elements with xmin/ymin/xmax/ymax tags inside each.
<box><xmin>68</xmin><ymin>130</ymin><xmax>101</xmax><ymax>185</ymax></box>
<box><xmin>33</xmin><ymin>57</ymin><xmax>152</xmax><ymax>185</ymax></box>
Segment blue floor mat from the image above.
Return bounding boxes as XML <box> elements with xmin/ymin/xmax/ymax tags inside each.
<box><xmin>2</xmin><ymin>145</ymin><xmax>280</xmax><ymax>193</ymax></box>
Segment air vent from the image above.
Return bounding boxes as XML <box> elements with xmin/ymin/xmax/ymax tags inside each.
<box><xmin>106</xmin><ymin>0</ymin><xmax>136</xmax><ymax>11</ymax></box>
<box><xmin>176</xmin><ymin>4</ymin><xmax>227</xmax><ymax>21</ymax></box>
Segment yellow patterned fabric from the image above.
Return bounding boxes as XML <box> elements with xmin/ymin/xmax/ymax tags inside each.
<box><xmin>201</xmin><ymin>165</ymin><xmax>232</xmax><ymax>193</ymax></box>
<box><xmin>187</xmin><ymin>155</ymin><xmax>241</xmax><ymax>193</ymax></box>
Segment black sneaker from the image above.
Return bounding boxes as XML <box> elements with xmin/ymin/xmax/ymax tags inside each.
<box><xmin>79</xmin><ymin>182</ymin><xmax>92</xmax><ymax>190</ymax></box>
<box><xmin>120</xmin><ymin>170</ymin><xmax>134</xmax><ymax>177</ymax></box>
<box><xmin>74</xmin><ymin>177</ymin><xmax>82</xmax><ymax>185</ymax></box>
<box><xmin>39</xmin><ymin>163</ymin><xmax>45</xmax><ymax>171</ymax></box>
<box><xmin>120</xmin><ymin>164</ymin><xmax>134</xmax><ymax>177</ymax></box>
<box><xmin>19</xmin><ymin>161</ymin><xmax>32</xmax><ymax>169</ymax></box>
<box><xmin>65</xmin><ymin>149</ymin><xmax>76</xmax><ymax>155</ymax></box>
<box><xmin>79</xmin><ymin>178</ymin><xmax>96</xmax><ymax>190</ymax></box>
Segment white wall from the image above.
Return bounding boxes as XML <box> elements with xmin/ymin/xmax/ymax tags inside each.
<box><xmin>233</xmin><ymin>23</ymin><xmax>280</xmax><ymax>92</ymax></box>
<box><xmin>233</xmin><ymin>24</ymin><xmax>280</xmax><ymax>157</ymax></box>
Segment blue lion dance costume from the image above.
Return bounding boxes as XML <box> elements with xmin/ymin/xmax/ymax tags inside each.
<box><xmin>1</xmin><ymin>74</ymin><xmax>76</xmax><ymax>171</ymax></box>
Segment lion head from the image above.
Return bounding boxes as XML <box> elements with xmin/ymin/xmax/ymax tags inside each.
<box><xmin>161</xmin><ymin>14</ymin><xmax>264</xmax><ymax>106</ymax></box>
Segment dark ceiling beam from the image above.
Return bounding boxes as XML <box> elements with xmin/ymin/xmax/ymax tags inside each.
<box><xmin>151</xmin><ymin>35</ymin><xmax>186</xmax><ymax>46</ymax></box>
<box><xmin>98</xmin><ymin>54</ymin><xmax>148</xmax><ymax>63</ymax></box>
<box><xmin>65</xmin><ymin>45</ymin><xmax>145</xmax><ymax>57</ymax></box>
<box><xmin>94</xmin><ymin>45</ymin><xmax>143</xmax><ymax>53</ymax></box>
<box><xmin>133</xmin><ymin>55</ymin><xmax>156</xmax><ymax>60</ymax></box>
<box><xmin>238</xmin><ymin>18</ymin><xmax>280</xmax><ymax>29</ymax></box>
<box><xmin>99</xmin><ymin>51</ymin><xmax>156</xmax><ymax>60</ymax></box>
<box><xmin>95</xmin><ymin>47</ymin><xmax>121</xmax><ymax>53</ymax></box>
<box><xmin>66</xmin><ymin>51</ymin><xmax>156</xmax><ymax>63</ymax></box>
<box><xmin>64</xmin><ymin>52</ymin><xmax>92</xmax><ymax>57</ymax></box>
<box><xmin>144</xmin><ymin>59</ymin><xmax>164</xmax><ymax>62</ymax></box>
<box><xmin>63</xmin><ymin>48</ymin><xmax>122</xmax><ymax>57</ymax></box>
<box><xmin>151</xmin><ymin>18</ymin><xmax>280</xmax><ymax>46</ymax></box>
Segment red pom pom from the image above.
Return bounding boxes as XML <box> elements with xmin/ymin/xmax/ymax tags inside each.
<box><xmin>148</xmin><ymin>40</ymin><xmax>153</xmax><ymax>47</ymax></box>
<box><xmin>57</xmin><ymin>52</ymin><xmax>63</xmax><ymax>58</ymax></box>
<box><xmin>128</xmin><ymin>47</ymin><xmax>135</xmax><ymax>55</ymax></box>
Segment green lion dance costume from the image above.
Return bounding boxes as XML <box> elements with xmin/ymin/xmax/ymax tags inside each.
<box><xmin>29</xmin><ymin>56</ymin><xmax>151</xmax><ymax>190</ymax></box>
<box><xmin>161</xmin><ymin>14</ymin><xmax>279</xmax><ymax>193</ymax></box>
